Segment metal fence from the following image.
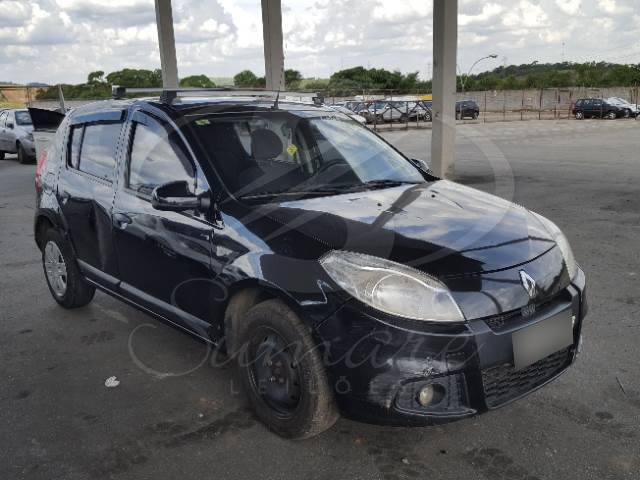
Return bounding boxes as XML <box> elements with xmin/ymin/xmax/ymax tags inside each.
<box><xmin>330</xmin><ymin>85</ymin><xmax>640</xmax><ymax>131</ymax></box>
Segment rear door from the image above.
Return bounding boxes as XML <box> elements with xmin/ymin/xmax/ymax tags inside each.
<box><xmin>112</xmin><ymin>111</ymin><xmax>219</xmax><ymax>335</ymax></box>
<box><xmin>57</xmin><ymin>110</ymin><xmax>124</xmax><ymax>283</ymax></box>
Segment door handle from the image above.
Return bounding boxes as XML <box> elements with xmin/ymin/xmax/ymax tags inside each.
<box><xmin>113</xmin><ymin>213</ymin><xmax>132</xmax><ymax>229</ymax></box>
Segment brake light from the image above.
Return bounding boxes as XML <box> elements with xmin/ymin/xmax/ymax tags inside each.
<box><xmin>35</xmin><ymin>149</ymin><xmax>48</xmax><ymax>191</ymax></box>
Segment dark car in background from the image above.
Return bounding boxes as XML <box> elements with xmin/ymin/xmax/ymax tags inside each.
<box><xmin>0</xmin><ymin>108</ymin><xmax>36</xmax><ymax>163</ymax></box>
<box><xmin>455</xmin><ymin>100</ymin><xmax>480</xmax><ymax>120</ymax></box>
<box><xmin>572</xmin><ymin>98</ymin><xmax>624</xmax><ymax>119</ymax></box>
<box><xmin>34</xmin><ymin>90</ymin><xmax>586</xmax><ymax>439</ymax></box>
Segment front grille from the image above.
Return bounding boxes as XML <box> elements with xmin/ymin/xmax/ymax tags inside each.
<box><xmin>481</xmin><ymin>347</ymin><xmax>572</xmax><ymax>408</ymax></box>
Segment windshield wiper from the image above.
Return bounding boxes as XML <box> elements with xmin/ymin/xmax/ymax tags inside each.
<box><xmin>313</xmin><ymin>179</ymin><xmax>422</xmax><ymax>193</ymax></box>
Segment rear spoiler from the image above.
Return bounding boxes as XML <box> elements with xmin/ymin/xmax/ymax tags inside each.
<box><xmin>28</xmin><ymin>107</ymin><xmax>66</xmax><ymax>132</ymax></box>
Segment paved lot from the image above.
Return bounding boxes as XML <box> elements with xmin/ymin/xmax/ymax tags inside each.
<box><xmin>1</xmin><ymin>120</ymin><xmax>639</xmax><ymax>480</ymax></box>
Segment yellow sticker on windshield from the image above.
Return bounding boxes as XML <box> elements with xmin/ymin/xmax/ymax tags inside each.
<box><xmin>195</xmin><ymin>119</ymin><xmax>210</xmax><ymax>126</ymax></box>
<box><xmin>286</xmin><ymin>144</ymin><xmax>298</xmax><ymax>156</ymax></box>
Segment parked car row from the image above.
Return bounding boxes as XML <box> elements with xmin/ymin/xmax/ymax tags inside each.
<box><xmin>0</xmin><ymin>108</ymin><xmax>36</xmax><ymax>163</ymax></box>
<box><xmin>331</xmin><ymin>99</ymin><xmax>482</xmax><ymax>124</ymax></box>
<box><xmin>572</xmin><ymin>97</ymin><xmax>639</xmax><ymax>120</ymax></box>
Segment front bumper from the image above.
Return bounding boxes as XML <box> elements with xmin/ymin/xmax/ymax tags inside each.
<box><xmin>317</xmin><ymin>268</ymin><xmax>587</xmax><ymax>427</ymax></box>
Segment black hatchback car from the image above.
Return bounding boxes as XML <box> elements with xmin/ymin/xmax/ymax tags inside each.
<box><xmin>34</xmin><ymin>90</ymin><xmax>587</xmax><ymax>439</ymax></box>
<box><xmin>455</xmin><ymin>100</ymin><xmax>480</xmax><ymax>120</ymax></box>
<box><xmin>572</xmin><ymin>98</ymin><xmax>624</xmax><ymax>119</ymax></box>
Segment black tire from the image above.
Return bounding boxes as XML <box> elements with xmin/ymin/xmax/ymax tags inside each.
<box><xmin>455</xmin><ymin>111</ymin><xmax>462</xmax><ymax>120</ymax></box>
<box><xmin>575</xmin><ymin>111</ymin><xmax>584</xmax><ymax>120</ymax></box>
<box><xmin>235</xmin><ymin>299</ymin><xmax>339</xmax><ymax>439</ymax></box>
<box><xmin>42</xmin><ymin>228</ymin><xmax>95</xmax><ymax>308</ymax></box>
<box><xmin>605</xmin><ymin>111</ymin><xmax>617</xmax><ymax>120</ymax></box>
<box><xmin>424</xmin><ymin>112</ymin><xmax>432</xmax><ymax>122</ymax></box>
<box><xmin>0</xmin><ymin>151</ymin><xmax>4</xmax><ymax>160</ymax></box>
<box><xmin>17</xmin><ymin>143</ymin><xmax>29</xmax><ymax>164</ymax></box>
<box><xmin>623</xmin><ymin>109</ymin><xmax>631</xmax><ymax>118</ymax></box>
<box><xmin>473</xmin><ymin>112</ymin><xmax>479</xmax><ymax>120</ymax></box>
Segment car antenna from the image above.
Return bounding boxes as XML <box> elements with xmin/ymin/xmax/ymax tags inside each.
<box><xmin>271</xmin><ymin>88</ymin><xmax>280</xmax><ymax>110</ymax></box>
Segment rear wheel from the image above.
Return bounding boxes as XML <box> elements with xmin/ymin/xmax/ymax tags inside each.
<box><xmin>42</xmin><ymin>229</ymin><xmax>95</xmax><ymax>308</ymax></box>
<box><xmin>236</xmin><ymin>299</ymin><xmax>339</xmax><ymax>439</ymax></box>
<box><xmin>575</xmin><ymin>111</ymin><xmax>584</xmax><ymax>120</ymax></box>
<box><xmin>605</xmin><ymin>111</ymin><xmax>617</xmax><ymax>120</ymax></box>
<box><xmin>473</xmin><ymin>112</ymin><xmax>479</xmax><ymax>120</ymax></box>
<box><xmin>424</xmin><ymin>111</ymin><xmax>432</xmax><ymax>122</ymax></box>
<box><xmin>0</xmin><ymin>151</ymin><xmax>4</xmax><ymax>160</ymax></box>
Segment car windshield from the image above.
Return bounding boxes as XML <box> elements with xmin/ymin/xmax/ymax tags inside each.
<box><xmin>15</xmin><ymin>111</ymin><xmax>32</xmax><ymax>125</ymax></box>
<box><xmin>188</xmin><ymin>110</ymin><xmax>424</xmax><ymax>202</ymax></box>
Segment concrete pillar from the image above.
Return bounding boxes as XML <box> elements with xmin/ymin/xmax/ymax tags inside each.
<box><xmin>261</xmin><ymin>0</ymin><xmax>285</xmax><ymax>91</ymax></box>
<box><xmin>431</xmin><ymin>0</ymin><xmax>458</xmax><ymax>179</ymax></box>
<box><xmin>154</xmin><ymin>0</ymin><xmax>179</xmax><ymax>89</ymax></box>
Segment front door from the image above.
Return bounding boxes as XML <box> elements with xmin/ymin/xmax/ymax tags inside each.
<box><xmin>112</xmin><ymin>111</ymin><xmax>220</xmax><ymax>336</ymax></box>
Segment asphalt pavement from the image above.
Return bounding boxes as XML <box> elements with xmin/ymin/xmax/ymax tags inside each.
<box><xmin>1</xmin><ymin>119</ymin><xmax>638</xmax><ymax>479</ymax></box>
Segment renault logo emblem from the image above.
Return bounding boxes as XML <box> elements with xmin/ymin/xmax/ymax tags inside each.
<box><xmin>519</xmin><ymin>270</ymin><xmax>537</xmax><ymax>298</ymax></box>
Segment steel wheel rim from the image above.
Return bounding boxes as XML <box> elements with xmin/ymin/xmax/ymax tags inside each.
<box><xmin>44</xmin><ymin>241</ymin><xmax>67</xmax><ymax>297</ymax></box>
<box><xmin>247</xmin><ymin>328</ymin><xmax>302</xmax><ymax>417</ymax></box>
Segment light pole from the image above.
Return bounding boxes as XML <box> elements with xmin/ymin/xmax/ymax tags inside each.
<box><xmin>461</xmin><ymin>54</ymin><xmax>498</xmax><ymax>93</ymax></box>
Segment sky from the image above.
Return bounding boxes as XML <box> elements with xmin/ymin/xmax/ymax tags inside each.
<box><xmin>1</xmin><ymin>0</ymin><xmax>639</xmax><ymax>85</ymax></box>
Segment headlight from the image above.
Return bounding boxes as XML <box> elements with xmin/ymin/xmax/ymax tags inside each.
<box><xmin>533</xmin><ymin>213</ymin><xmax>577</xmax><ymax>280</ymax></box>
<box><xmin>320</xmin><ymin>251</ymin><xmax>464</xmax><ymax>322</ymax></box>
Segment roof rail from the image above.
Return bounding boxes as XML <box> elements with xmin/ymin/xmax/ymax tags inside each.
<box><xmin>111</xmin><ymin>85</ymin><xmax>324</xmax><ymax>106</ymax></box>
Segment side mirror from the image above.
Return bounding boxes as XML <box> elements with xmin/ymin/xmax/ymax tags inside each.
<box><xmin>151</xmin><ymin>181</ymin><xmax>210</xmax><ymax>212</ymax></box>
<box><xmin>6</xmin><ymin>122</ymin><xmax>14</xmax><ymax>129</ymax></box>
<box><xmin>410</xmin><ymin>158</ymin><xmax>434</xmax><ymax>176</ymax></box>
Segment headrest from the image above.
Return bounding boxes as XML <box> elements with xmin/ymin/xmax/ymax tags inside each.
<box><xmin>250</xmin><ymin>129</ymin><xmax>283</xmax><ymax>160</ymax></box>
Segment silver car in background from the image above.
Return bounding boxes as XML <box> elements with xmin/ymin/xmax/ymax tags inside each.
<box><xmin>329</xmin><ymin>105</ymin><xmax>367</xmax><ymax>124</ymax></box>
<box><xmin>0</xmin><ymin>109</ymin><xmax>36</xmax><ymax>163</ymax></box>
<box><xmin>605</xmin><ymin>97</ymin><xmax>639</xmax><ymax>118</ymax></box>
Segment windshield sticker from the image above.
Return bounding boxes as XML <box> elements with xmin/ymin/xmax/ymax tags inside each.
<box><xmin>286</xmin><ymin>144</ymin><xmax>298</xmax><ymax>156</ymax></box>
<box><xmin>195</xmin><ymin>119</ymin><xmax>210</xmax><ymax>126</ymax></box>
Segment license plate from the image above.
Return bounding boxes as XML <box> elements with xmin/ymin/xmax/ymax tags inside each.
<box><xmin>512</xmin><ymin>309</ymin><xmax>573</xmax><ymax>371</ymax></box>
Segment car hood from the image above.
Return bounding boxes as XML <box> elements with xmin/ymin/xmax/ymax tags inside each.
<box><xmin>261</xmin><ymin>180</ymin><xmax>556</xmax><ymax>277</ymax></box>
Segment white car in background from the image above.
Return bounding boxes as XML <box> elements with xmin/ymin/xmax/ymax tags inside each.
<box><xmin>329</xmin><ymin>105</ymin><xmax>367</xmax><ymax>124</ymax></box>
<box><xmin>605</xmin><ymin>97</ymin><xmax>639</xmax><ymax>118</ymax></box>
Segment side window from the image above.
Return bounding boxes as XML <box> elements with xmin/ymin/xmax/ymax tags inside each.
<box><xmin>127</xmin><ymin>119</ymin><xmax>194</xmax><ymax>196</ymax></box>
<box><xmin>80</xmin><ymin>123</ymin><xmax>121</xmax><ymax>180</ymax></box>
<box><xmin>68</xmin><ymin>123</ymin><xmax>121</xmax><ymax>181</ymax></box>
<box><xmin>0</xmin><ymin>112</ymin><xmax>5</xmax><ymax>127</ymax></box>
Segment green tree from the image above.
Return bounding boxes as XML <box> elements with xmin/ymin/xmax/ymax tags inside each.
<box><xmin>179</xmin><ymin>75</ymin><xmax>216</xmax><ymax>88</ymax></box>
<box><xmin>284</xmin><ymin>69</ymin><xmax>303</xmax><ymax>88</ymax></box>
<box><xmin>105</xmin><ymin>68</ymin><xmax>162</xmax><ymax>88</ymax></box>
<box><xmin>87</xmin><ymin>70</ymin><xmax>105</xmax><ymax>84</ymax></box>
<box><xmin>234</xmin><ymin>70</ymin><xmax>259</xmax><ymax>87</ymax></box>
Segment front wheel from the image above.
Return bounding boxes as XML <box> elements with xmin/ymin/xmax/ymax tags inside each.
<box><xmin>605</xmin><ymin>111</ymin><xmax>617</xmax><ymax>120</ymax></box>
<box><xmin>575</xmin><ymin>111</ymin><xmax>584</xmax><ymax>120</ymax></box>
<box><xmin>236</xmin><ymin>299</ymin><xmax>339</xmax><ymax>439</ymax></box>
<box><xmin>17</xmin><ymin>143</ymin><xmax>30</xmax><ymax>164</ymax></box>
<box><xmin>42</xmin><ymin>229</ymin><xmax>95</xmax><ymax>308</ymax></box>
<box><xmin>0</xmin><ymin>151</ymin><xmax>4</xmax><ymax>160</ymax></box>
<box><xmin>473</xmin><ymin>112</ymin><xmax>479</xmax><ymax>120</ymax></box>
